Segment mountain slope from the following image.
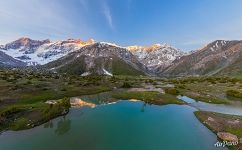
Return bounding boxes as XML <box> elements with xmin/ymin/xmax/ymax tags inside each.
<box><xmin>1</xmin><ymin>37</ymin><xmax>95</xmax><ymax>65</ymax></box>
<box><xmin>0</xmin><ymin>38</ymin><xmax>184</xmax><ymax>75</ymax></box>
<box><xmin>127</xmin><ymin>44</ymin><xmax>185</xmax><ymax>71</ymax></box>
<box><xmin>216</xmin><ymin>50</ymin><xmax>242</xmax><ymax>76</ymax></box>
<box><xmin>0</xmin><ymin>51</ymin><xmax>26</xmax><ymax>67</ymax></box>
<box><xmin>4</xmin><ymin>37</ymin><xmax>242</xmax><ymax>77</ymax></box>
<box><xmin>159</xmin><ymin>40</ymin><xmax>242</xmax><ymax>77</ymax></box>
<box><xmin>44</xmin><ymin>42</ymin><xmax>147</xmax><ymax>76</ymax></box>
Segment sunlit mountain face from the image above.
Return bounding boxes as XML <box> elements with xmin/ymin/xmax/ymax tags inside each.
<box><xmin>127</xmin><ymin>43</ymin><xmax>185</xmax><ymax>71</ymax></box>
<box><xmin>2</xmin><ymin>38</ymin><xmax>242</xmax><ymax>77</ymax></box>
<box><xmin>0</xmin><ymin>37</ymin><xmax>184</xmax><ymax>75</ymax></box>
<box><xmin>0</xmin><ymin>38</ymin><xmax>96</xmax><ymax>66</ymax></box>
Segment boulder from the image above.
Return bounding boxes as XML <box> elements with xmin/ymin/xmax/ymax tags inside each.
<box><xmin>228</xmin><ymin>119</ymin><xmax>240</xmax><ymax>124</ymax></box>
<box><xmin>45</xmin><ymin>100</ymin><xmax>57</xmax><ymax>105</ymax></box>
<box><xmin>207</xmin><ymin>117</ymin><xmax>215</xmax><ymax>122</ymax></box>
<box><xmin>217</xmin><ymin>132</ymin><xmax>238</xmax><ymax>142</ymax></box>
<box><xmin>70</xmin><ymin>97</ymin><xmax>96</xmax><ymax>108</ymax></box>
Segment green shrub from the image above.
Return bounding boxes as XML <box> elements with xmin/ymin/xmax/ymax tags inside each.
<box><xmin>177</xmin><ymin>84</ymin><xmax>186</xmax><ymax>89</ymax></box>
<box><xmin>165</xmin><ymin>88</ymin><xmax>179</xmax><ymax>95</ymax></box>
<box><xmin>11</xmin><ymin>118</ymin><xmax>28</xmax><ymax>130</ymax></box>
<box><xmin>42</xmin><ymin>98</ymin><xmax>70</xmax><ymax>121</ymax></box>
<box><xmin>42</xmin><ymin>87</ymin><xmax>49</xmax><ymax>91</ymax></box>
<box><xmin>60</xmin><ymin>97</ymin><xmax>71</xmax><ymax>109</ymax></box>
<box><xmin>61</xmin><ymin>88</ymin><xmax>67</xmax><ymax>91</ymax></box>
<box><xmin>226</xmin><ymin>90</ymin><xmax>242</xmax><ymax>99</ymax></box>
<box><xmin>121</xmin><ymin>82</ymin><xmax>132</xmax><ymax>88</ymax></box>
<box><xmin>0</xmin><ymin>106</ymin><xmax>25</xmax><ymax>118</ymax></box>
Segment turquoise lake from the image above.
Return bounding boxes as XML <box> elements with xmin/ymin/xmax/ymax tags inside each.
<box><xmin>0</xmin><ymin>100</ymin><xmax>226</xmax><ymax>150</ymax></box>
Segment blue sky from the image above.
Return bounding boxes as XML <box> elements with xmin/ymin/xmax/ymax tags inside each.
<box><xmin>1</xmin><ymin>0</ymin><xmax>242</xmax><ymax>51</ymax></box>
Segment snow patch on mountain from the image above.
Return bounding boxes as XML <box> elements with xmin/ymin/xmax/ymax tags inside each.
<box><xmin>99</xmin><ymin>42</ymin><xmax>126</xmax><ymax>49</ymax></box>
<box><xmin>81</xmin><ymin>72</ymin><xmax>91</xmax><ymax>76</ymax></box>
<box><xmin>103</xmin><ymin>68</ymin><xmax>113</xmax><ymax>76</ymax></box>
<box><xmin>0</xmin><ymin>37</ymin><xmax>185</xmax><ymax>73</ymax></box>
<box><xmin>0</xmin><ymin>50</ymin><xmax>26</xmax><ymax>67</ymax></box>
<box><xmin>127</xmin><ymin>44</ymin><xmax>185</xmax><ymax>70</ymax></box>
<box><xmin>201</xmin><ymin>40</ymin><xmax>229</xmax><ymax>52</ymax></box>
<box><xmin>0</xmin><ymin>38</ymin><xmax>96</xmax><ymax>65</ymax></box>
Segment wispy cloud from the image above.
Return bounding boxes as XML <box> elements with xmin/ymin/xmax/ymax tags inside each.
<box><xmin>102</xmin><ymin>1</ymin><xmax>114</xmax><ymax>30</ymax></box>
<box><xmin>0</xmin><ymin>1</ymin><xmax>70</xmax><ymax>34</ymax></box>
<box><xmin>0</xmin><ymin>0</ymin><xmax>91</xmax><ymax>44</ymax></box>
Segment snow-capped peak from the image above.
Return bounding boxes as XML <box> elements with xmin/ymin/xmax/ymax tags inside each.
<box><xmin>198</xmin><ymin>40</ymin><xmax>230</xmax><ymax>52</ymax></box>
<box><xmin>99</xmin><ymin>42</ymin><xmax>126</xmax><ymax>49</ymax></box>
<box><xmin>127</xmin><ymin>43</ymin><xmax>185</xmax><ymax>70</ymax></box>
<box><xmin>127</xmin><ymin>43</ymin><xmax>175</xmax><ymax>53</ymax></box>
<box><xmin>1</xmin><ymin>38</ymin><xmax>96</xmax><ymax>65</ymax></box>
<box><xmin>0</xmin><ymin>37</ymin><xmax>184</xmax><ymax>70</ymax></box>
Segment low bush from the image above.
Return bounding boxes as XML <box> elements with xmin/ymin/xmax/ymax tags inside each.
<box><xmin>165</xmin><ymin>88</ymin><xmax>179</xmax><ymax>95</ymax></box>
<box><xmin>121</xmin><ymin>82</ymin><xmax>132</xmax><ymax>88</ymax></box>
<box><xmin>177</xmin><ymin>84</ymin><xmax>186</xmax><ymax>89</ymax></box>
<box><xmin>226</xmin><ymin>90</ymin><xmax>242</xmax><ymax>99</ymax></box>
<box><xmin>11</xmin><ymin>118</ymin><xmax>28</xmax><ymax>130</ymax></box>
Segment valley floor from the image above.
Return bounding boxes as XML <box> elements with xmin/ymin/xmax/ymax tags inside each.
<box><xmin>0</xmin><ymin>69</ymin><xmax>242</xmax><ymax>149</ymax></box>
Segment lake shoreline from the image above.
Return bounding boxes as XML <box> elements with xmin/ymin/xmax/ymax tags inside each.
<box><xmin>0</xmin><ymin>101</ymin><xmax>221</xmax><ymax>150</ymax></box>
<box><xmin>1</xmin><ymin>92</ymin><xmax>241</xmax><ymax>150</ymax></box>
<box><xmin>194</xmin><ymin>111</ymin><xmax>242</xmax><ymax>150</ymax></box>
<box><xmin>0</xmin><ymin>89</ymin><xmax>185</xmax><ymax>133</ymax></box>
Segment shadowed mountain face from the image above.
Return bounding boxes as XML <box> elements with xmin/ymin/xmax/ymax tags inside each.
<box><xmin>0</xmin><ymin>51</ymin><xmax>26</xmax><ymax>67</ymax></box>
<box><xmin>158</xmin><ymin>40</ymin><xmax>242</xmax><ymax>77</ymax></box>
<box><xmin>44</xmin><ymin>42</ymin><xmax>148</xmax><ymax>76</ymax></box>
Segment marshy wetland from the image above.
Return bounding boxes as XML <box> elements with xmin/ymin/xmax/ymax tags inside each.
<box><xmin>0</xmin><ymin>69</ymin><xmax>242</xmax><ymax>150</ymax></box>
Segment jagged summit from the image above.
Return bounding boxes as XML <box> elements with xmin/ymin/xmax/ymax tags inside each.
<box><xmin>159</xmin><ymin>40</ymin><xmax>242</xmax><ymax>76</ymax></box>
<box><xmin>1</xmin><ymin>37</ymin><xmax>96</xmax><ymax>65</ymax></box>
<box><xmin>4</xmin><ymin>37</ymin><xmax>50</xmax><ymax>53</ymax></box>
<box><xmin>127</xmin><ymin>43</ymin><xmax>173</xmax><ymax>52</ymax></box>
<box><xmin>1</xmin><ymin>37</ymin><xmax>242</xmax><ymax>77</ymax></box>
<box><xmin>127</xmin><ymin>43</ymin><xmax>185</xmax><ymax>71</ymax></box>
<box><xmin>0</xmin><ymin>37</ymin><xmax>184</xmax><ymax>70</ymax></box>
<box><xmin>44</xmin><ymin>41</ymin><xmax>147</xmax><ymax>76</ymax></box>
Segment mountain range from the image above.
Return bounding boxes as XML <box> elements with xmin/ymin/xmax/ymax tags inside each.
<box><xmin>1</xmin><ymin>37</ymin><xmax>242</xmax><ymax>77</ymax></box>
<box><xmin>159</xmin><ymin>40</ymin><xmax>242</xmax><ymax>77</ymax></box>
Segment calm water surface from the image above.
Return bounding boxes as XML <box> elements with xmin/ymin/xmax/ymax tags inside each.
<box><xmin>0</xmin><ymin>100</ymin><xmax>225</xmax><ymax>150</ymax></box>
<box><xmin>178</xmin><ymin>96</ymin><xmax>242</xmax><ymax>115</ymax></box>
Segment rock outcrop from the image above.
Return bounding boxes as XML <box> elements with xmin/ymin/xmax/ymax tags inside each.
<box><xmin>217</xmin><ymin>132</ymin><xmax>238</xmax><ymax>143</ymax></box>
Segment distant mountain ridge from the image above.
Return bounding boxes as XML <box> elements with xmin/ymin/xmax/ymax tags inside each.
<box><xmin>159</xmin><ymin>40</ymin><xmax>242</xmax><ymax>77</ymax></box>
<box><xmin>0</xmin><ymin>37</ymin><xmax>96</xmax><ymax>66</ymax></box>
<box><xmin>1</xmin><ymin>37</ymin><xmax>242</xmax><ymax>77</ymax></box>
<box><xmin>127</xmin><ymin>44</ymin><xmax>185</xmax><ymax>71</ymax></box>
<box><xmin>0</xmin><ymin>37</ymin><xmax>183</xmax><ymax>75</ymax></box>
<box><xmin>44</xmin><ymin>42</ymin><xmax>148</xmax><ymax>76</ymax></box>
